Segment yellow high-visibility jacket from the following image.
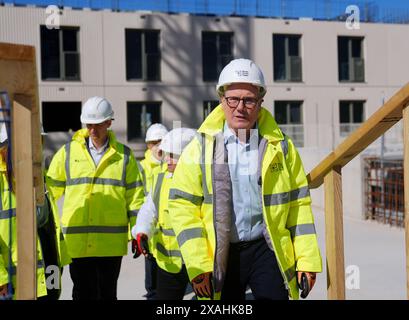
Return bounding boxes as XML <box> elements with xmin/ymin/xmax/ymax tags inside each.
<box><xmin>150</xmin><ymin>170</ymin><xmax>183</xmax><ymax>273</ymax></box>
<box><xmin>47</xmin><ymin>186</ymin><xmax>72</xmax><ymax>268</ymax></box>
<box><xmin>137</xmin><ymin>149</ymin><xmax>164</xmax><ymax>196</ymax></box>
<box><xmin>0</xmin><ymin>158</ymin><xmax>72</xmax><ymax>298</ymax></box>
<box><xmin>168</xmin><ymin>105</ymin><xmax>322</xmax><ymax>300</ymax></box>
<box><xmin>46</xmin><ymin>129</ymin><xmax>144</xmax><ymax>258</ymax></box>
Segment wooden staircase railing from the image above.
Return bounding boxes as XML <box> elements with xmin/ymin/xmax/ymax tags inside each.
<box><xmin>307</xmin><ymin>82</ymin><xmax>409</xmax><ymax>299</ymax></box>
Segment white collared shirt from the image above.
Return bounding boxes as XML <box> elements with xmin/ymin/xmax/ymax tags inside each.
<box><xmin>223</xmin><ymin>122</ymin><xmax>264</xmax><ymax>243</ymax></box>
<box><xmin>88</xmin><ymin>137</ymin><xmax>109</xmax><ymax>167</ymax></box>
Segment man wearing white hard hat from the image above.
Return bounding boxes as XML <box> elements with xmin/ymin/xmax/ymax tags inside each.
<box><xmin>136</xmin><ymin>123</ymin><xmax>168</xmax><ymax>300</ymax></box>
<box><xmin>131</xmin><ymin>128</ymin><xmax>196</xmax><ymax>299</ymax></box>
<box><xmin>168</xmin><ymin>59</ymin><xmax>322</xmax><ymax>300</ymax></box>
<box><xmin>47</xmin><ymin>97</ymin><xmax>144</xmax><ymax>300</ymax></box>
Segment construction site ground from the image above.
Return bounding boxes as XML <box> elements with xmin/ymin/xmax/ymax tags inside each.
<box><xmin>59</xmin><ymin>206</ymin><xmax>406</xmax><ymax>300</ymax></box>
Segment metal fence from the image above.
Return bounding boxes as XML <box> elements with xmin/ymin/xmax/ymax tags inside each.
<box><xmin>364</xmin><ymin>157</ymin><xmax>404</xmax><ymax>227</ymax></box>
<box><xmin>2</xmin><ymin>0</ymin><xmax>409</xmax><ymax>24</ymax></box>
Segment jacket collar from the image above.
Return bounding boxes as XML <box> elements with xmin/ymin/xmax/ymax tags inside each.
<box><xmin>197</xmin><ymin>104</ymin><xmax>284</xmax><ymax>142</ymax></box>
<box><xmin>72</xmin><ymin>128</ymin><xmax>118</xmax><ymax>151</ymax></box>
<box><xmin>144</xmin><ymin>149</ymin><xmax>162</xmax><ymax>168</ymax></box>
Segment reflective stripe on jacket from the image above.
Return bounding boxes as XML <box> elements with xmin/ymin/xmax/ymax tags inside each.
<box><xmin>0</xmin><ymin>160</ymin><xmax>47</xmax><ymax>298</ymax></box>
<box><xmin>46</xmin><ymin>185</ymin><xmax>72</xmax><ymax>268</ymax></box>
<box><xmin>46</xmin><ymin>129</ymin><xmax>144</xmax><ymax>258</ymax></box>
<box><xmin>150</xmin><ymin>170</ymin><xmax>183</xmax><ymax>273</ymax></box>
<box><xmin>168</xmin><ymin>105</ymin><xmax>322</xmax><ymax>300</ymax></box>
<box><xmin>138</xmin><ymin>149</ymin><xmax>165</xmax><ymax>196</ymax></box>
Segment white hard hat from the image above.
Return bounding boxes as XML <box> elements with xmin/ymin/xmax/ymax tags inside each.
<box><xmin>159</xmin><ymin>128</ymin><xmax>196</xmax><ymax>156</ymax></box>
<box><xmin>80</xmin><ymin>96</ymin><xmax>114</xmax><ymax>124</ymax></box>
<box><xmin>145</xmin><ymin>123</ymin><xmax>168</xmax><ymax>143</ymax></box>
<box><xmin>0</xmin><ymin>123</ymin><xmax>8</xmax><ymax>144</ymax></box>
<box><xmin>216</xmin><ymin>58</ymin><xmax>266</xmax><ymax>97</ymax></box>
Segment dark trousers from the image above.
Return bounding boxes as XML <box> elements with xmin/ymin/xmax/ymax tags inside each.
<box><xmin>144</xmin><ymin>256</ymin><xmax>158</xmax><ymax>299</ymax></box>
<box><xmin>155</xmin><ymin>265</ymin><xmax>190</xmax><ymax>300</ymax></box>
<box><xmin>69</xmin><ymin>256</ymin><xmax>122</xmax><ymax>300</ymax></box>
<box><xmin>221</xmin><ymin>238</ymin><xmax>288</xmax><ymax>300</ymax></box>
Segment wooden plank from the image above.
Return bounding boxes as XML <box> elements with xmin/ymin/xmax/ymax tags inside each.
<box><xmin>308</xmin><ymin>82</ymin><xmax>409</xmax><ymax>189</ymax></box>
<box><xmin>0</xmin><ymin>42</ymin><xmax>43</xmax><ymax>300</ymax></box>
<box><xmin>0</xmin><ymin>60</ymin><xmax>37</xmax><ymax>100</ymax></box>
<box><xmin>0</xmin><ymin>43</ymin><xmax>44</xmax><ymax>205</ymax></box>
<box><xmin>324</xmin><ymin>166</ymin><xmax>346</xmax><ymax>300</ymax></box>
<box><xmin>0</xmin><ymin>42</ymin><xmax>35</xmax><ymax>62</ymax></box>
<box><xmin>28</xmin><ymin>46</ymin><xmax>44</xmax><ymax>206</ymax></box>
<box><xmin>403</xmin><ymin>106</ymin><xmax>409</xmax><ymax>299</ymax></box>
<box><xmin>13</xmin><ymin>96</ymin><xmax>36</xmax><ymax>300</ymax></box>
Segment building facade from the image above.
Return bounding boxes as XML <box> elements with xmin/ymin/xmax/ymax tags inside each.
<box><xmin>1</xmin><ymin>4</ymin><xmax>408</xmax><ymax>219</ymax></box>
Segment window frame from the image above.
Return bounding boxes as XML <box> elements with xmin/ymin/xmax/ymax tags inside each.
<box><xmin>203</xmin><ymin>100</ymin><xmax>219</xmax><ymax>120</ymax></box>
<box><xmin>274</xmin><ymin>100</ymin><xmax>304</xmax><ymax>147</ymax></box>
<box><xmin>274</xmin><ymin>100</ymin><xmax>303</xmax><ymax>125</ymax></box>
<box><xmin>125</xmin><ymin>29</ymin><xmax>161</xmax><ymax>82</ymax></box>
<box><xmin>202</xmin><ymin>31</ymin><xmax>234</xmax><ymax>82</ymax></box>
<box><xmin>273</xmin><ymin>34</ymin><xmax>302</xmax><ymax>82</ymax></box>
<box><xmin>338</xmin><ymin>36</ymin><xmax>365</xmax><ymax>83</ymax></box>
<box><xmin>339</xmin><ymin>100</ymin><xmax>365</xmax><ymax>124</ymax></box>
<box><xmin>339</xmin><ymin>100</ymin><xmax>366</xmax><ymax>137</ymax></box>
<box><xmin>40</xmin><ymin>25</ymin><xmax>81</xmax><ymax>81</ymax></box>
<box><xmin>41</xmin><ymin>101</ymin><xmax>82</xmax><ymax>132</ymax></box>
<box><xmin>126</xmin><ymin>101</ymin><xmax>162</xmax><ymax>142</ymax></box>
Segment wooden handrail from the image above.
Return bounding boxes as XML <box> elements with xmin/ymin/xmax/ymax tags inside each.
<box><xmin>308</xmin><ymin>82</ymin><xmax>409</xmax><ymax>189</ymax></box>
<box><xmin>306</xmin><ymin>82</ymin><xmax>409</xmax><ymax>300</ymax></box>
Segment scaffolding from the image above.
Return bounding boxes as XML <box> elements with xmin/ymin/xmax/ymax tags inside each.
<box><xmin>364</xmin><ymin>157</ymin><xmax>404</xmax><ymax>227</ymax></box>
<box><xmin>1</xmin><ymin>0</ymin><xmax>409</xmax><ymax>24</ymax></box>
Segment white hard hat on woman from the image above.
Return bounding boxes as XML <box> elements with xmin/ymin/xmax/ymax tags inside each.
<box><xmin>159</xmin><ymin>128</ymin><xmax>196</xmax><ymax>156</ymax></box>
<box><xmin>145</xmin><ymin>124</ymin><xmax>168</xmax><ymax>143</ymax></box>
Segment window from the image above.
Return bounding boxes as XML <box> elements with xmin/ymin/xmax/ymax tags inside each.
<box><xmin>273</xmin><ymin>34</ymin><xmax>302</xmax><ymax>82</ymax></box>
<box><xmin>125</xmin><ymin>29</ymin><xmax>161</xmax><ymax>81</ymax></box>
<box><xmin>42</xmin><ymin>102</ymin><xmax>82</xmax><ymax>132</ymax></box>
<box><xmin>203</xmin><ymin>100</ymin><xmax>219</xmax><ymax>120</ymax></box>
<box><xmin>40</xmin><ymin>26</ymin><xmax>80</xmax><ymax>81</ymax></box>
<box><xmin>274</xmin><ymin>101</ymin><xmax>304</xmax><ymax>147</ymax></box>
<box><xmin>202</xmin><ymin>32</ymin><xmax>233</xmax><ymax>82</ymax></box>
<box><xmin>127</xmin><ymin>102</ymin><xmax>161</xmax><ymax>141</ymax></box>
<box><xmin>338</xmin><ymin>36</ymin><xmax>365</xmax><ymax>82</ymax></box>
<box><xmin>339</xmin><ymin>100</ymin><xmax>365</xmax><ymax>136</ymax></box>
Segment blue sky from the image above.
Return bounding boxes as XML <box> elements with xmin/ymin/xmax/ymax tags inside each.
<box><xmin>6</xmin><ymin>0</ymin><xmax>409</xmax><ymax>21</ymax></box>
<box><xmin>376</xmin><ymin>0</ymin><xmax>407</xmax><ymax>8</ymax></box>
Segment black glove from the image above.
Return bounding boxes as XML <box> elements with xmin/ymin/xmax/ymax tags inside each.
<box><xmin>298</xmin><ymin>272</ymin><xmax>310</xmax><ymax>299</ymax></box>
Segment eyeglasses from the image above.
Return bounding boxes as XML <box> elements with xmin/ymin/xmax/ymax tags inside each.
<box><xmin>223</xmin><ymin>96</ymin><xmax>259</xmax><ymax>109</ymax></box>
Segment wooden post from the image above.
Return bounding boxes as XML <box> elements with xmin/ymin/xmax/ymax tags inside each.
<box><xmin>324</xmin><ymin>166</ymin><xmax>346</xmax><ymax>299</ymax></box>
<box><xmin>13</xmin><ymin>95</ymin><xmax>36</xmax><ymax>300</ymax></box>
<box><xmin>403</xmin><ymin>106</ymin><xmax>409</xmax><ymax>299</ymax></box>
<box><xmin>0</xmin><ymin>43</ymin><xmax>43</xmax><ymax>300</ymax></box>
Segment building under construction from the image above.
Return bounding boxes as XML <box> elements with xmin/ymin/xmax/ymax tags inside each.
<box><xmin>364</xmin><ymin>157</ymin><xmax>405</xmax><ymax>227</ymax></box>
<box><xmin>1</xmin><ymin>0</ymin><xmax>409</xmax><ymax>302</ymax></box>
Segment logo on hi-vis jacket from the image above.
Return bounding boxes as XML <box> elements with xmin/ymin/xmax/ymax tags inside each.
<box><xmin>269</xmin><ymin>162</ymin><xmax>284</xmax><ymax>173</ymax></box>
